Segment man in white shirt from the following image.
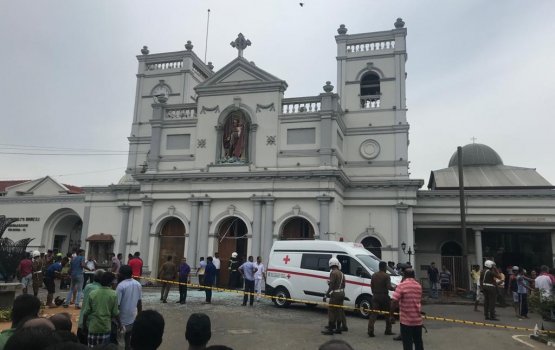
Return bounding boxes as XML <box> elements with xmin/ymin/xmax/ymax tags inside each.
<box><xmin>116</xmin><ymin>265</ymin><xmax>142</xmax><ymax>350</ymax></box>
<box><xmin>536</xmin><ymin>265</ymin><xmax>553</xmax><ymax>299</ymax></box>
<box><xmin>213</xmin><ymin>252</ymin><xmax>221</xmax><ymax>288</ymax></box>
<box><xmin>254</xmin><ymin>256</ymin><xmax>266</xmax><ymax>302</ymax></box>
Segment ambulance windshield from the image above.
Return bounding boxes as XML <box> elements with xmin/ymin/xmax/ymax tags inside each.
<box><xmin>356</xmin><ymin>254</ymin><xmax>399</xmax><ymax>276</ymax></box>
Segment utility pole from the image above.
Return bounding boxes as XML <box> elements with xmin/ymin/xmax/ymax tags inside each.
<box><xmin>457</xmin><ymin>146</ymin><xmax>469</xmax><ymax>289</ymax></box>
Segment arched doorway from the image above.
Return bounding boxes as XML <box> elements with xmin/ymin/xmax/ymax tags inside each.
<box><xmin>361</xmin><ymin>236</ymin><xmax>382</xmax><ymax>259</ymax></box>
<box><xmin>440</xmin><ymin>241</ymin><xmax>466</xmax><ymax>290</ymax></box>
<box><xmin>217</xmin><ymin>217</ymin><xmax>248</xmax><ymax>287</ymax></box>
<box><xmin>157</xmin><ymin>218</ymin><xmax>185</xmax><ymax>273</ymax></box>
<box><xmin>280</xmin><ymin>217</ymin><xmax>315</xmax><ymax>240</ymax></box>
<box><xmin>52</xmin><ymin>215</ymin><xmax>82</xmax><ymax>255</ymax></box>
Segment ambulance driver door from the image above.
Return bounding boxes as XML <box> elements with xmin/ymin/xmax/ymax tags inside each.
<box><xmin>337</xmin><ymin>255</ymin><xmax>364</xmax><ymax>302</ymax></box>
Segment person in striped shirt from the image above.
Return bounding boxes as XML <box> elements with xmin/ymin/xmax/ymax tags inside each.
<box><xmin>390</xmin><ymin>268</ymin><xmax>423</xmax><ymax>350</ymax></box>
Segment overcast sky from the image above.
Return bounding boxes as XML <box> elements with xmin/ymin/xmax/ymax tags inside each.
<box><xmin>1</xmin><ymin>0</ymin><xmax>554</xmax><ymax>187</ymax></box>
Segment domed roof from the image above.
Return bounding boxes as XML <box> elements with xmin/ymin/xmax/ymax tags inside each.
<box><xmin>117</xmin><ymin>173</ymin><xmax>138</xmax><ymax>185</ymax></box>
<box><xmin>448</xmin><ymin>143</ymin><xmax>503</xmax><ymax>167</ymax></box>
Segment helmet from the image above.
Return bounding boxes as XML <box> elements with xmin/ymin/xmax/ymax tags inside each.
<box><xmin>512</xmin><ymin>266</ymin><xmax>519</xmax><ymax>271</ymax></box>
<box><xmin>231</xmin><ymin>252</ymin><xmax>238</xmax><ymax>258</ymax></box>
<box><xmin>484</xmin><ymin>260</ymin><xmax>495</xmax><ymax>268</ymax></box>
<box><xmin>329</xmin><ymin>257</ymin><xmax>340</xmax><ymax>268</ymax></box>
<box><xmin>32</xmin><ymin>250</ymin><xmax>40</xmax><ymax>258</ymax></box>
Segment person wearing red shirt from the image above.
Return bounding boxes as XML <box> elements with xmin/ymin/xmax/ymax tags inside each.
<box><xmin>17</xmin><ymin>253</ymin><xmax>33</xmax><ymax>294</ymax></box>
<box><xmin>390</xmin><ymin>268</ymin><xmax>423</xmax><ymax>350</ymax></box>
<box><xmin>128</xmin><ymin>252</ymin><xmax>143</xmax><ymax>281</ymax></box>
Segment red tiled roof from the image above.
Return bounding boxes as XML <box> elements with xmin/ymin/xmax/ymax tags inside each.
<box><xmin>63</xmin><ymin>184</ymin><xmax>84</xmax><ymax>194</ymax></box>
<box><xmin>86</xmin><ymin>233</ymin><xmax>114</xmax><ymax>242</ymax></box>
<box><xmin>0</xmin><ymin>180</ymin><xmax>29</xmax><ymax>192</ymax></box>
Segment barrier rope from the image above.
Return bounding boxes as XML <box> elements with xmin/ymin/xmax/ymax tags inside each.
<box><xmin>134</xmin><ymin>275</ymin><xmax>554</xmax><ymax>335</ymax></box>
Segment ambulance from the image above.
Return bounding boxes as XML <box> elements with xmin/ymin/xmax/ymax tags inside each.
<box><xmin>265</xmin><ymin>240</ymin><xmax>401</xmax><ymax>317</ymax></box>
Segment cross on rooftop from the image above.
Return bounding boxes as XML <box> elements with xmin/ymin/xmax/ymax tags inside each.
<box><xmin>230</xmin><ymin>33</ymin><xmax>251</xmax><ymax>57</ymax></box>
<box><xmin>471</xmin><ymin>136</ymin><xmax>478</xmax><ymax>144</ymax></box>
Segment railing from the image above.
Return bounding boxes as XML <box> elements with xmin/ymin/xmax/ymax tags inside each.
<box><xmin>192</xmin><ymin>64</ymin><xmax>208</xmax><ymax>79</ymax></box>
<box><xmin>360</xmin><ymin>95</ymin><xmax>381</xmax><ymax>109</ymax></box>
<box><xmin>146</xmin><ymin>60</ymin><xmax>184</xmax><ymax>71</ymax></box>
<box><xmin>165</xmin><ymin>105</ymin><xmax>197</xmax><ymax>119</ymax></box>
<box><xmin>282</xmin><ymin>96</ymin><xmax>321</xmax><ymax>114</ymax></box>
<box><xmin>347</xmin><ymin>40</ymin><xmax>395</xmax><ymax>53</ymax></box>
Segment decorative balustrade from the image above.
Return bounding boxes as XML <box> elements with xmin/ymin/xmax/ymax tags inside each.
<box><xmin>192</xmin><ymin>64</ymin><xmax>208</xmax><ymax>79</ymax></box>
<box><xmin>165</xmin><ymin>105</ymin><xmax>197</xmax><ymax>119</ymax></box>
<box><xmin>146</xmin><ymin>60</ymin><xmax>184</xmax><ymax>71</ymax></box>
<box><xmin>347</xmin><ymin>40</ymin><xmax>395</xmax><ymax>53</ymax></box>
<box><xmin>282</xmin><ymin>97</ymin><xmax>321</xmax><ymax>114</ymax></box>
<box><xmin>360</xmin><ymin>95</ymin><xmax>381</xmax><ymax>109</ymax></box>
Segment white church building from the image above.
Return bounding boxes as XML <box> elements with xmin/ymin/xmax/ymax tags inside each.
<box><xmin>1</xmin><ymin>19</ymin><xmax>554</xmax><ymax>288</ymax></box>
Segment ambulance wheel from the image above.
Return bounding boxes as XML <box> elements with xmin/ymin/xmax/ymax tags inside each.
<box><xmin>273</xmin><ymin>287</ymin><xmax>291</xmax><ymax>307</ymax></box>
<box><xmin>358</xmin><ymin>296</ymin><xmax>372</xmax><ymax>318</ymax></box>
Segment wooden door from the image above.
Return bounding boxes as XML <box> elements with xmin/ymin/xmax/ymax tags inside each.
<box><xmin>158</xmin><ymin>219</ymin><xmax>185</xmax><ymax>275</ymax></box>
<box><xmin>217</xmin><ymin>217</ymin><xmax>248</xmax><ymax>287</ymax></box>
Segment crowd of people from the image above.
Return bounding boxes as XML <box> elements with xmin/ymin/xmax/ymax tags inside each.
<box><xmin>154</xmin><ymin>253</ymin><xmax>266</xmax><ymax>306</ymax></box>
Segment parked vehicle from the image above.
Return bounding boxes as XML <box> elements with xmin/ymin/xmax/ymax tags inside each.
<box><xmin>265</xmin><ymin>240</ymin><xmax>401</xmax><ymax>317</ymax></box>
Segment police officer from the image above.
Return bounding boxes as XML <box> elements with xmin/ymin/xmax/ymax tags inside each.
<box><xmin>228</xmin><ymin>252</ymin><xmax>240</xmax><ymax>289</ymax></box>
<box><xmin>322</xmin><ymin>257</ymin><xmax>345</xmax><ymax>335</ymax></box>
<box><xmin>481</xmin><ymin>260</ymin><xmax>501</xmax><ymax>321</ymax></box>
<box><xmin>368</xmin><ymin>261</ymin><xmax>396</xmax><ymax>337</ymax></box>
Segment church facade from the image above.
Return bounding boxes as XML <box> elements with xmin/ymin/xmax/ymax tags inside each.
<box><xmin>1</xmin><ymin>19</ymin><xmax>554</xmax><ymax>288</ymax></box>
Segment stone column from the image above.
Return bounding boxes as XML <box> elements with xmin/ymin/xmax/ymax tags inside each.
<box><xmin>147</xmin><ymin>103</ymin><xmax>165</xmax><ymax>172</ymax></box>
<box><xmin>474</xmin><ymin>228</ymin><xmax>483</xmax><ymax>266</ymax></box>
<box><xmin>262</xmin><ymin>198</ymin><xmax>275</xmax><ymax>262</ymax></box>
<box><xmin>396</xmin><ymin>204</ymin><xmax>408</xmax><ymax>263</ymax></box>
<box><xmin>250</xmin><ymin>124</ymin><xmax>258</xmax><ymax>164</ymax></box>
<box><xmin>198</xmin><ymin>199</ymin><xmax>211</xmax><ymax>262</ymax></box>
<box><xmin>251</xmin><ymin>198</ymin><xmax>263</xmax><ymax>257</ymax></box>
<box><xmin>118</xmin><ymin>205</ymin><xmax>131</xmax><ymax>256</ymax></box>
<box><xmin>80</xmin><ymin>206</ymin><xmax>91</xmax><ymax>250</ymax></box>
<box><xmin>140</xmin><ymin>199</ymin><xmax>153</xmax><ymax>270</ymax></box>
<box><xmin>187</xmin><ymin>201</ymin><xmax>200</xmax><ymax>268</ymax></box>
<box><xmin>317</xmin><ymin>195</ymin><xmax>332</xmax><ymax>240</ymax></box>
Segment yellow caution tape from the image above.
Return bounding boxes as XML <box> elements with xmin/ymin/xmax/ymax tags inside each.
<box><xmin>134</xmin><ymin>275</ymin><xmax>554</xmax><ymax>334</ymax></box>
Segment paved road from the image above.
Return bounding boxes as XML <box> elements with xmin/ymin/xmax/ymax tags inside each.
<box><xmin>140</xmin><ymin>288</ymin><xmax>552</xmax><ymax>350</ymax></box>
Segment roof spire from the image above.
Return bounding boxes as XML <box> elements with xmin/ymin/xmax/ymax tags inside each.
<box><xmin>230</xmin><ymin>33</ymin><xmax>251</xmax><ymax>58</ymax></box>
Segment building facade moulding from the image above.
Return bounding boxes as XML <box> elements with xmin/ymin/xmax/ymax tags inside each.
<box><xmin>209</xmin><ymin>208</ymin><xmax>253</xmax><ymax>237</ymax></box>
<box><xmin>355</xmin><ymin>230</ymin><xmax>388</xmax><ymax>248</ymax></box>
<box><xmin>150</xmin><ymin>208</ymin><xmax>190</xmax><ymax>235</ymax></box>
<box><xmin>273</xmin><ymin>206</ymin><xmax>320</xmax><ymax>238</ymax></box>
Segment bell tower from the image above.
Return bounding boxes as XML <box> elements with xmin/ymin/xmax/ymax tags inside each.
<box><xmin>334</xmin><ymin>18</ymin><xmax>409</xmax><ymax>179</ymax></box>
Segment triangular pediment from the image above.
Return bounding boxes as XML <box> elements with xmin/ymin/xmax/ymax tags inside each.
<box><xmin>195</xmin><ymin>57</ymin><xmax>287</xmax><ymax>95</ymax></box>
<box><xmin>5</xmin><ymin>176</ymin><xmax>73</xmax><ymax>196</ymax></box>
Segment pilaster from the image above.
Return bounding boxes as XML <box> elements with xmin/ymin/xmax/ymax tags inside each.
<box><xmin>118</xmin><ymin>205</ymin><xmax>131</xmax><ymax>256</ymax></box>
<box><xmin>251</xmin><ymin>198</ymin><xmax>263</xmax><ymax>257</ymax></box>
<box><xmin>140</xmin><ymin>198</ymin><xmax>154</xmax><ymax>270</ymax></box>
<box><xmin>317</xmin><ymin>195</ymin><xmax>332</xmax><ymax>240</ymax></box>
<box><xmin>187</xmin><ymin>201</ymin><xmax>201</xmax><ymax>268</ymax></box>
<box><xmin>147</xmin><ymin>103</ymin><xmax>165</xmax><ymax>172</ymax></box>
<box><xmin>262</xmin><ymin>198</ymin><xmax>275</xmax><ymax>262</ymax></box>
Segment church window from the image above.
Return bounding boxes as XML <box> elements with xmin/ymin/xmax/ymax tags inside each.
<box><xmin>166</xmin><ymin>134</ymin><xmax>190</xmax><ymax>150</ymax></box>
<box><xmin>287</xmin><ymin>128</ymin><xmax>316</xmax><ymax>145</ymax></box>
<box><xmin>360</xmin><ymin>72</ymin><xmax>381</xmax><ymax>109</ymax></box>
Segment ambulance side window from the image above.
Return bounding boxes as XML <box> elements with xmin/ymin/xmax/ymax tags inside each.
<box><xmin>301</xmin><ymin>254</ymin><xmax>332</xmax><ymax>271</ymax></box>
<box><xmin>337</xmin><ymin>255</ymin><xmax>367</xmax><ymax>277</ymax></box>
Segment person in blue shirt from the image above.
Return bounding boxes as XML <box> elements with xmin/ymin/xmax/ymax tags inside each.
<box><xmin>178</xmin><ymin>257</ymin><xmax>191</xmax><ymax>304</ymax></box>
<box><xmin>203</xmin><ymin>257</ymin><xmax>217</xmax><ymax>304</ymax></box>
<box><xmin>45</xmin><ymin>256</ymin><xmax>63</xmax><ymax>308</ymax></box>
<box><xmin>239</xmin><ymin>256</ymin><xmax>258</xmax><ymax>306</ymax></box>
<box><xmin>63</xmin><ymin>249</ymin><xmax>85</xmax><ymax>309</ymax></box>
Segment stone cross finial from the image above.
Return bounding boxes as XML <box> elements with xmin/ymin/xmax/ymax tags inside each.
<box><xmin>230</xmin><ymin>33</ymin><xmax>251</xmax><ymax>57</ymax></box>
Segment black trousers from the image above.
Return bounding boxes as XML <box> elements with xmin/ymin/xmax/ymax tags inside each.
<box><xmin>204</xmin><ymin>281</ymin><xmax>212</xmax><ymax>302</ymax></box>
<box><xmin>401</xmin><ymin>324</ymin><xmax>424</xmax><ymax>350</ymax></box>
<box><xmin>518</xmin><ymin>293</ymin><xmax>528</xmax><ymax>317</ymax></box>
<box><xmin>243</xmin><ymin>279</ymin><xmax>255</xmax><ymax>305</ymax></box>
<box><xmin>179</xmin><ymin>281</ymin><xmax>188</xmax><ymax>302</ymax></box>
<box><xmin>483</xmin><ymin>286</ymin><xmax>497</xmax><ymax>318</ymax></box>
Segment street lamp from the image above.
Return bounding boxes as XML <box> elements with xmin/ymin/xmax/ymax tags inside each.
<box><xmin>401</xmin><ymin>241</ymin><xmax>416</xmax><ymax>266</ymax></box>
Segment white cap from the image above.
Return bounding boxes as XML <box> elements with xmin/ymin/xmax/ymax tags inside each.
<box><xmin>32</xmin><ymin>250</ymin><xmax>40</xmax><ymax>258</ymax></box>
<box><xmin>484</xmin><ymin>260</ymin><xmax>495</xmax><ymax>268</ymax></box>
<box><xmin>512</xmin><ymin>266</ymin><xmax>519</xmax><ymax>271</ymax></box>
<box><xmin>329</xmin><ymin>257</ymin><xmax>340</xmax><ymax>268</ymax></box>
<box><xmin>231</xmin><ymin>252</ymin><xmax>238</xmax><ymax>258</ymax></box>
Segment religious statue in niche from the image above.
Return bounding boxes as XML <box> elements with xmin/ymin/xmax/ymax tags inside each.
<box><xmin>220</xmin><ymin>112</ymin><xmax>248</xmax><ymax>164</ymax></box>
